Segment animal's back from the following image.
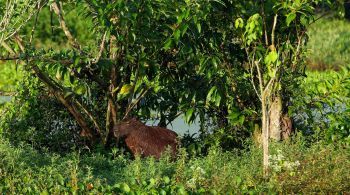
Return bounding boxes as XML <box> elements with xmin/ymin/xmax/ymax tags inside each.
<box><xmin>114</xmin><ymin>118</ymin><xmax>178</xmax><ymax>158</ymax></box>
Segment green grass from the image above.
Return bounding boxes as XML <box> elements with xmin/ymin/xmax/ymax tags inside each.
<box><xmin>0</xmin><ymin>61</ymin><xmax>23</xmax><ymax>93</ymax></box>
<box><xmin>307</xmin><ymin>17</ymin><xmax>350</xmax><ymax>70</ymax></box>
<box><xmin>0</xmin><ymin>136</ymin><xmax>349</xmax><ymax>194</ymax></box>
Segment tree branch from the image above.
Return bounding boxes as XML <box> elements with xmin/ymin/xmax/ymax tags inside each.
<box><xmin>1</xmin><ymin>41</ymin><xmax>16</xmax><ymax>55</ymax></box>
<box><xmin>271</xmin><ymin>14</ymin><xmax>278</xmax><ymax>47</ymax></box>
<box><xmin>29</xmin><ymin>2</ymin><xmax>44</xmax><ymax>44</ymax></box>
<box><xmin>51</xmin><ymin>2</ymin><xmax>81</xmax><ymax>50</ymax></box>
<box><xmin>95</xmin><ymin>30</ymin><xmax>108</xmax><ymax>63</ymax></box>
<box><xmin>74</xmin><ymin>99</ymin><xmax>102</xmax><ymax>135</ymax></box>
<box><xmin>123</xmin><ymin>87</ymin><xmax>151</xmax><ymax>119</ymax></box>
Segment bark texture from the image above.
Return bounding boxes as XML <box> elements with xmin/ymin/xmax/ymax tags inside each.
<box><xmin>269</xmin><ymin>95</ymin><xmax>282</xmax><ymax>141</ymax></box>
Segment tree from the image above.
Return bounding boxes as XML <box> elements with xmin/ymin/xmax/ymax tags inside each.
<box><xmin>234</xmin><ymin>0</ymin><xmax>331</xmax><ymax>175</ymax></box>
<box><xmin>0</xmin><ymin>0</ymin><xmax>222</xmax><ymax>147</ymax></box>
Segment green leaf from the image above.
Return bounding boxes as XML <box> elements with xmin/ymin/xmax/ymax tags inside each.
<box><xmin>163</xmin><ymin>38</ymin><xmax>173</xmax><ymax>50</ymax></box>
<box><xmin>206</xmin><ymin>86</ymin><xmax>217</xmax><ymax>103</ymax></box>
<box><xmin>300</xmin><ymin>15</ymin><xmax>308</xmax><ymax>26</ymax></box>
<box><xmin>212</xmin><ymin>0</ymin><xmax>226</xmax><ymax>6</ymax></box>
<box><xmin>228</xmin><ymin>112</ymin><xmax>240</xmax><ymax>121</ymax></box>
<box><xmin>174</xmin><ymin>29</ymin><xmax>181</xmax><ymax>43</ymax></box>
<box><xmin>73</xmin><ymin>56</ymin><xmax>80</xmax><ymax>66</ymax></box>
<box><xmin>180</xmin><ymin>24</ymin><xmax>189</xmax><ymax>36</ymax></box>
<box><xmin>74</xmin><ymin>85</ymin><xmax>86</xmax><ymax>95</ymax></box>
<box><xmin>64</xmin><ymin>91</ymin><xmax>74</xmax><ymax>98</ymax></box>
<box><xmin>235</xmin><ymin>18</ymin><xmax>244</xmax><ymax>29</ymax></box>
<box><xmin>286</xmin><ymin>12</ymin><xmax>296</xmax><ymax>26</ymax></box>
<box><xmin>215</xmin><ymin>94</ymin><xmax>221</xmax><ymax>107</ymax></box>
<box><xmin>120</xmin><ymin>84</ymin><xmax>133</xmax><ymax>95</ymax></box>
<box><xmin>211</xmin><ymin>57</ymin><xmax>219</xmax><ymax>68</ymax></box>
<box><xmin>121</xmin><ymin>183</ymin><xmax>130</xmax><ymax>192</ymax></box>
<box><xmin>196</xmin><ymin>23</ymin><xmax>201</xmax><ymax>33</ymax></box>
<box><xmin>55</xmin><ymin>67</ymin><xmax>63</xmax><ymax>80</ymax></box>
<box><xmin>264</xmin><ymin>51</ymin><xmax>278</xmax><ymax>65</ymax></box>
<box><xmin>239</xmin><ymin>115</ymin><xmax>245</xmax><ymax>125</ymax></box>
<box><xmin>185</xmin><ymin>108</ymin><xmax>194</xmax><ymax>123</ymax></box>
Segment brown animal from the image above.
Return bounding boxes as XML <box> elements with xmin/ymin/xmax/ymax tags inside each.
<box><xmin>113</xmin><ymin>118</ymin><xmax>178</xmax><ymax>159</ymax></box>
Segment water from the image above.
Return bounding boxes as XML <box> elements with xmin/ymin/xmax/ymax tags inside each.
<box><xmin>146</xmin><ymin>115</ymin><xmax>200</xmax><ymax>136</ymax></box>
<box><xmin>0</xmin><ymin>96</ymin><xmax>12</xmax><ymax>103</ymax></box>
<box><xmin>0</xmin><ymin>94</ymin><xmax>199</xmax><ymax>136</ymax></box>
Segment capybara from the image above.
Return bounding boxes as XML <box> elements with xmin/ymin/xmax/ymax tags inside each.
<box><xmin>113</xmin><ymin>118</ymin><xmax>178</xmax><ymax>159</ymax></box>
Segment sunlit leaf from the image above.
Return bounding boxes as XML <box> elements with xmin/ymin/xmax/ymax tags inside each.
<box><xmin>286</xmin><ymin>12</ymin><xmax>296</xmax><ymax>26</ymax></box>
<box><xmin>185</xmin><ymin>108</ymin><xmax>194</xmax><ymax>123</ymax></box>
<box><xmin>120</xmin><ymin>84</ymin><xmax>133</xmax><ymax>95</ymax></box>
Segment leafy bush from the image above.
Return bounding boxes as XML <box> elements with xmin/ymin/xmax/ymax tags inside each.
<box><xmin>0</xmin><ymin>73</ymin><xmax>83</xmax><ymax>152</ymax></box>
<box><xmin>290</xmin><ymin>66</ymin><xmax>350</xmax><ymax>145</ymax></box>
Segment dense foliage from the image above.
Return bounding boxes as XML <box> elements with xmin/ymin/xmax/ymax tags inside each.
<box><xmin>291</xmin><ymin>67</ymin><xmax>350</xmax><ymax>144</ymax></box>
<box><xmin>0</xmin><ymin>0</ymin><xmax>334</xmax><ymax>149</ymax></box>
<box><xmin>0</xmin><ymin>0</ymin><xmax>349</xmax><ymax>193</ymax></box>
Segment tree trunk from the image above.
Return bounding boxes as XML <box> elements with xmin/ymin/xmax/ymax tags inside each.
<box><xmin>281</xmin><ymin>115</ymin><xmax>293</xmax><ymax>140</ymax></box>
<box><xmin>31</xmin><ymin>65</ymin><xmax>96</xmax><ymax>143</ymax></box>
<box><xmin>269</xmin><ymin>95</ymin><xmax>282</xmax><ymax>141</ymax></box>
<box><xmin>261</xmin><ymin>94</ymin><xmax>269</xmax><ymax>176</ymax></box>
<box><xmin>105</xmin><ymin>35</ymin><xmax>119</xmax><ymax>146</ymax></box>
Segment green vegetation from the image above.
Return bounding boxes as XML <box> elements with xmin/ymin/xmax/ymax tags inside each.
<box><xmin>290</xmin><ymin>67</ymin><xmax>350</xmax><ymax>144</ymax></box>
<box><xmin>307</xmin><ymin>17</ymin><xmax>350</xmax><ymax>70</ymax></box>
<box><xmin>0</xmin><ymin>0</ymin><xmax>349</xmax><ymax>193</ymax></box>
<box><xmin>1</xmin><ymin>69</ymin><xmax>349</xmax><ymax>193</ymax></box>
<box><xmin>0</xmin><ymin>61</ymin><xmax>22</xmax><ymax>92</ymax></box>
<box><xmin>0</xmin><ymin>137</ymin><xmax>349</xmax><ymax>194</ymax></box>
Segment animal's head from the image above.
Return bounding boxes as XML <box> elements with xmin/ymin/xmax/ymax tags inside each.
<box><xmin>113</xmin><ymin>118</ymin><xmax>142</xmax><ymax>137</ymax></box>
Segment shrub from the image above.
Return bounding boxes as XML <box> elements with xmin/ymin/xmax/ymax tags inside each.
<box><xmin>0</xmin><ymin>74</ymin><xmax>83</xmax><ymax>152</ymax></box>
<box><xmin>290</xmin><ymin>67</ymin><xmax>350</xmax><ymax>145</ymax></box>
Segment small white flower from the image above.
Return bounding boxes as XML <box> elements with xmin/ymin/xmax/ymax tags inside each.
<box><xmin>186</xmin><ymin>178</ymin><xmax>196</xmax><ymax>188</ymax></box>
<box><xmin>196</xmin><ymin>166</ymin><xmax>206</xmax><ymax>175</ymax></box>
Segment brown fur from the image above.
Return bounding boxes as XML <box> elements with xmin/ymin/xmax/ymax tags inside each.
<box><xmin>113</xmin><ymin>118</ymin><xmax>178</xmax><ymax>159</ymax></box>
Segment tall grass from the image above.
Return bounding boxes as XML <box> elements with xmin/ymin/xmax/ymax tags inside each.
<box><xmin>307</xmin><ymin>17</ymin><xmax>350</xmax><ymax>70</ymax></box>
<box><xmin>0</xmin><ymin>136</ymin><xmax>349</xmax><ymax>194</ymax></box>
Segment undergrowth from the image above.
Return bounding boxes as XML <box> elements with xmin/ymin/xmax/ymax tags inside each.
<box><xmin>0</xmin><ymin>135</ymin><xmax>349</xmax><ymax>194</ymax></box>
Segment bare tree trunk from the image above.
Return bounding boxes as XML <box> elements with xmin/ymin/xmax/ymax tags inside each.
<box><xmin>261</xmin><ymin>93</ymin><xmax>269</xmax><ymax>176</ymax></box>
<box><xmin>269</xmin><ymin>94</ymin><xmax>282</xmax><ymax>141</ymax></box>
<box><xmin>105</xmin><ymin>35</ymin><xmax>119</xmax><ymax>145</ymax></box>
<box><xmin>31</xmin><ymin>65</ymin><xmax>96</xmax><ymax>143</ymax></box>
<box><xmin>55</xmin><ymin>93</ymin><xmax>95</xmax><ymax>141</ymax></box>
